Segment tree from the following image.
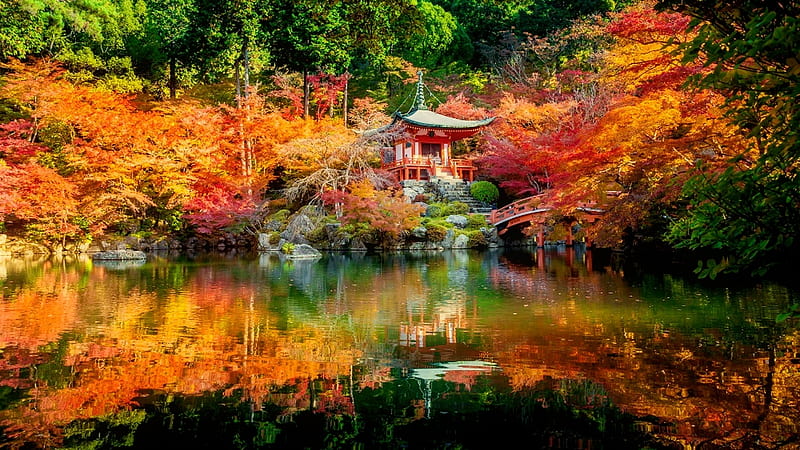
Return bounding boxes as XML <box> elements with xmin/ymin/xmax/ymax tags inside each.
<box><xmin>656</xmin><ymin>0</ymin><xmax>800</xmax><ymax>277</ymax></box>
<box><xmin>397</xmin><ymin>1</ymin><xmax>460</xmax><ymax>68</ymax></box>
<box><xmin>135</xmin><ymin>0</ymin><xmax>197</xmax><ymax>99</ymax></box>
<box><xmin>321</xmin><ymin>180</ymin><xmax>425</xmax><ymax>246</ymax></box>
<box><xmin>268</xmin><ymin>0</ymin><xmax>420</xmax><ymax>117</ymax></box>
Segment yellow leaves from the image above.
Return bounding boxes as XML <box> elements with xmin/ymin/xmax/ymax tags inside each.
<box><xmin>496</xmin><ymin>94</ymin><xmax>576</xmax><ymax>134</ymax></box>
<box><xmin>347</xmin><ymin>179</ymin><xmax>378</xmax><ymax>199</ymax></box>
<box><xmin>590</xmin><ymin>91</ymin><xmax>683</xmax><ymax>152</ymax></box>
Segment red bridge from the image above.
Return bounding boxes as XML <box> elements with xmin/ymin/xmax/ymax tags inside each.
<box><xmin>489</xmin><ymin>195</ymin><xmax>605</xmax><ymax>247</ymax></box>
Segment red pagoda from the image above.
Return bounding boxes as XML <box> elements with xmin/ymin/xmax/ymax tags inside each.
<box><xmin>381</xmin><ymin>72</ymin><xmax>495</xmax><ymax>182</ymax></box>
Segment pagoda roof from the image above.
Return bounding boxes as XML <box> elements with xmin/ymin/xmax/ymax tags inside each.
<box><xmin>393</xmin><ymin>108</ymin><xmax>495</xmax><ymax>130</ymax></box>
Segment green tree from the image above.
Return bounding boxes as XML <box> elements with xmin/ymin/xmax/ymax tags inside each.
<box><xmin>398</xmin><ymin>1</ymin><xmax>461</xmax><ymax>68</ymax></box>
<box><xmin>0</xmin><ymin>0</ymin><xmax>46</xmax><ymax>59</ymax></box>
<box><xmin>132</xmin><ymin>0</ymin><xmax>197</xmax><ymax>98</ymax></box>
<box><xmin>268</xmin><ymin>0</ymin><xmax>419</xmax><ymax>117</ymax></box>
<box><xmin>658</xmin><ymin>0</ymin><xmax>800</xmax><ymax>277</ymax></box>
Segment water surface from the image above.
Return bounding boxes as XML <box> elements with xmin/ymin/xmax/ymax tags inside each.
<box><xmin>1</xmin><ymin>248</ymin><xmax>798</xmax><ymax>448</ymax></box>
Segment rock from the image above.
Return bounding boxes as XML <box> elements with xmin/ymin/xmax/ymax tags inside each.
<box><xmin>286</xmin><ymin>244</ymin><xmax>322</xmax><ymax>259</ymax></box>
<box><xmin>282</xmin><ymin>214</ymin><xmax>314</xmax><ymax>244</ymax></box>
<box><xmin>441</xmin><ymin>229</ymin><xmax>455</xmax><ymax>248</ymax></box>
<box><xmin>453</xmin><ymin>233</ymin><xmax>470</xmax><ymax>248</ymax></box>
<box><xmin>410</xmin><ymin>226</ymin><xmax>427</xmax><ymax>239</ymax></box>
<box><xmin>257</xmin><ymin>233</ymin><xmax>272</xmax><ymax>250</ymax></box>
<box><xmin>92</xmin><ymin>249</ymin><xmax>147</xmax><ymax>260</ymax></box>
<box><xmin>446</xmin><ymin>215</ymin><xmax>468</xmax><ymax>228</ymax></box>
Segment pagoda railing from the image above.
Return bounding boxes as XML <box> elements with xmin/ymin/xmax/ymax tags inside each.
<box><xmin>382</xmin><ymin>157</ymin><xmax>476</xmax><ymax>181</ymax></box>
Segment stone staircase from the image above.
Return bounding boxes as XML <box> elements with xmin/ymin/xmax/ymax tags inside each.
<box><xmin>430</xmin><ymin>176</ymin><xmax>493</xmax><ymax>214</ymax></box>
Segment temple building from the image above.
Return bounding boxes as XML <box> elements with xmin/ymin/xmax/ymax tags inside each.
<box><xmin>380</xmin><ymin>72</ymin><xmax>495</xmax><ymax>182</ymax></box>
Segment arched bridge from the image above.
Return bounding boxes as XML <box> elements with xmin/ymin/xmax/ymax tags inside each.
<box><xmin>489</xmin><ymin>195</ymin><xmax>605</xmax><ymax>247</ymax></box>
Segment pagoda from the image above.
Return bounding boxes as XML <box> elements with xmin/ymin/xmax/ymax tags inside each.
<box><xmin>381</xmin><ymin>72</ymin><xmax>495</xmax><ymax>182</ymax></box>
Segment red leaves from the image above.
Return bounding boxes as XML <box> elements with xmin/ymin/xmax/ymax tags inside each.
<box><xmin>606</xmin><ymin>9</ymin><xmax>691</xmax><ymax>43</ymax></box>
<box><xmin>182</xmin><ymin>181</ymin><xmax>257</xmax><ymax>235</ymax></box>
<box><xmin>0</xmin><ymin>120</ymin><xmax>47</xmax><ymax>164</ymax></box>
<box><xmin>322</xmin><ymin>180</ymin><xmax>424</xmax><ymax>241</ymax></box>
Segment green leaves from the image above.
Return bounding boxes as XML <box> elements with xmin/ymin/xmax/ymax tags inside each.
<box><xmin>656</xmin><ymin>0</ymin><xmax>800</xmax><ymax>278</ymax></box>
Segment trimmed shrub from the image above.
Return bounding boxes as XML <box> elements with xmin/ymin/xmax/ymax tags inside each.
<box><xmin>425</xmin><ymin>204</ymin><xmax>443</xmax><ymax>218</ymax></box>
<box><xmin>268</xmin><ymin>231</ymin><xmax>281</xmax><ymax>244</ymax></box>
<box><xmin>470</xmin><ymin>181</ymin><xmax>499</xmax><ymax>204</ymax></box>
<box><xmin>270</xmin><ymin>209</ymin><xmax>291</xmax><ymax>223</ymax></box>
<box><xmin>466</xmin><ymin>230</ymin><xmax>488</xmax><ymax>248</ymax></box>
<box><xmin>442</xmin><ymin>201</ymin><xmax>469</xmax><ymax>216</ymax></box>
<box><xmin>426</xmin><ymin>224</ymin><xmax>448</xmax><ymax>242</ymax></box>
<box><xmin>466</xmin><ymin>214</ymin><xmax>488</xmax><ymax>229</ymax></box>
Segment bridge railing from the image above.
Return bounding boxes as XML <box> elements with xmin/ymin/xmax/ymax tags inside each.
<box><xmin>489</xmin><ymin>195</ymin><xmax>546</xmax><ymax>225</ymax></box>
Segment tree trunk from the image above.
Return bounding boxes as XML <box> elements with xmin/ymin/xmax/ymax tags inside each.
<box><xmin>242</xmin><ymin>38</ymin><xmax>250</xmax><ymax>97</ymax></box>
<box><xmin>235</xmin><ymin>61</ymin><xmax>242</xmax><ymax>107</ymax></box>
<box><xmin>303</xmin><ymin>68</ymin><xmax>310</xmax><ymax>118</ymax></box>
<box><xmin>169</xmin><ymin>56</ymin><xmax>177</xmax><ymax>99</ymax></box>
<box><xmin>343</xmin><ymin>72</ymin><xmax>349</xmax><ymax>126</ymax></box>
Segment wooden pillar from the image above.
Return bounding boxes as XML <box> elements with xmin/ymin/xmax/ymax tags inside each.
<box><xmin>537</xmin><ymin>225</ymin><xmax>545</xmax><ymax>248</ymax></box>
<box><xmin>566</xmin><ymin>221</ymin><xmax>574</xmax><ymax>247</ymax></box>
<box><xmin>585</xmin><ymin>249</ymin><xmax>593</xmax><ymax>272</ymax></box>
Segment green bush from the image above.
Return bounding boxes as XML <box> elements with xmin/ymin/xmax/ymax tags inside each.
<box><xmin>466</xmin><ymin>214</ymin><xmax>488</xmax><ymax>229</ymax></box>
<box><xmin>426</xmin><ymin>224</ymin><xmax>448</xmax><ymax>242</ymax></box>
<box><xmin>281</xmin><ymin>242</ymin><xmax>295</xmax><ymax>254</ymax></box>
<box><xmin>270</xmin><ymin>209</ymin><xmax>291</xmax><ymax>223</ymax></box>
<box><xmin>470</xmin><ymin>181</ymin><xmax>499</xmax><ymax>204</ymax></box>
<box><xmin>268</xmin><ymin>231</ymin><xmax>282</xmax><ymax>244</ymax></box>
<box><xmin>466</xmin><ymin>230</ymin><xmax>488</xmax><ymax>248</ymax></box>
<box><xmin>442</xmin><ymin>201</ymin><xmax>469</xmax><ymax>216</ymax></box>
<box><xmin>425</xmin><ymin>204</ymin><xmax>443</xmax><ymax>218</ymax></box>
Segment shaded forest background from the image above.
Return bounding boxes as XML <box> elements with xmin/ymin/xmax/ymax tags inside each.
<box><xmin>0</xmin><ymin>0</ymin><xmax>798</xmax><ymax>281</ymax></box>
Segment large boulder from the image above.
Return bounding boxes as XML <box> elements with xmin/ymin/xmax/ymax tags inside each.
<box><xmin>282</xmin><ymin>214</ymin><xmax>314</xmax><ymax>244</ymax></box>
<box><xmin>446</xmin><ymin>215</ymin><xmax>468</xmax><ymax>228</ymax></box>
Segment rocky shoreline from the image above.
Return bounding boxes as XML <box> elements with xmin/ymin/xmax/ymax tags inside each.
<box><xmin>0</xmin><ymin>208</ymin><xmax>543</xmax><ymax>259</ymax></box>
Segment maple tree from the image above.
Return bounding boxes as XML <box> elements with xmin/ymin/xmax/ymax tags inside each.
<box><xmin>322</xmin><ymin>180</ymin><xmax>425</xmax><ymax>246</ymax></box>
<box><xmin>654</xmin><ymin>0</ymin><xmax>800</xmax><ymax>277</ymax></box>
<box><xmin>476</xmin><ymin>3</ymin><xmax>754</xmax><ymax>248</ymax></box>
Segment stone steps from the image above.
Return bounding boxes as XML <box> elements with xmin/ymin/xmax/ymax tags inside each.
<box><xmin>430</xmin><ymin>177</ymin><xmax>492</xmax><ymax>214</ymax></box>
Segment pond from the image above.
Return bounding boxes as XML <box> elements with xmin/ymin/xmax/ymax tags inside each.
<box><xmin>1</xmin><ymin>247</ymin><xmax>799</xmax><ymax>449</ymax></box>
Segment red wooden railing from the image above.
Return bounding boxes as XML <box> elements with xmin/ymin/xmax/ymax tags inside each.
<box><xmin>489</xmin><ymin>195</ymin><xmax>549</xmax><ymax>226</ymax></box>
<box><xmin>382</xmin><ymin>157</ymin><xmax>476</xmax><ymax>181</ymax></box>
<box><xmin>489</xmin><ymin>196</ymin><xmax>606</xmax><ymax>227</ymax></box>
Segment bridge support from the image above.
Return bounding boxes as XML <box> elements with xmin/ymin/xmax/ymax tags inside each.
<box><xmin>536</xmin><ymin>226</ymin><xmax>545</xmax><ymax>248</ymax></box>
<box><xmin>565</xmin><ymin>221</ymin><xmax>575</xmax><ymax>247</ymax></box>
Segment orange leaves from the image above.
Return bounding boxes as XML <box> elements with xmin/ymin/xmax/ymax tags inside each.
<box><xmin>478</xmin><ymin>4</ymin><xmax>752</xmax><ymax>246</ymax></box>
<box><xmin>322</xmin><ymin>180</ymin><xmax>424</xmax><ymax>242</ymax></box>
<box><xmin>495</xmin><ymin>94</ymin><xmax>576</xmax><ymax>135</ymax></box>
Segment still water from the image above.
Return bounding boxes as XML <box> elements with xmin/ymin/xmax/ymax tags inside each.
<box><xmin>0</xmin><ymin>247</ymin><xmax>799</xmax><ymax>449</ymax></box>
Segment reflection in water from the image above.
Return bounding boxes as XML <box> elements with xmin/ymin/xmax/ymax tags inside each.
<box><xmin>0</xmin><ymin>248</ymin><xmax>799</xmax><ymax>448</ymax></box>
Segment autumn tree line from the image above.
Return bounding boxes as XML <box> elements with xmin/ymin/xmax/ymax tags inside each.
<box><xmin>0</xmin><ymin>0</ymin><xmax>798</xmax><ymax>279</ymax></box>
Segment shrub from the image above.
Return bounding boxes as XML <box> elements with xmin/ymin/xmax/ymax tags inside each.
<box><xmin>268</xmin><ymin>231</ymin><xmax>282</xmax><ymax>244</ymax></box>
<box><xmin>426</xmin><ymin>224</ymin><xmax>448</xmax><ymax>242</ymax></box>
<box><xmin>270</xmin><ymin>209</ymin><xmax>291</xmax><ymax>223</ymax></box>
<box><xmin>470</xmin><ymin>181</ymin><xmax>499</xmax><ymax>204</ymax></box>
<box><xmin>466</xmin><ymin>230</ymin><xmax>488</xmax><ymax>248</ymax></box>
<box><xmin>425</xmin><ymin>204</ymin><xmax>443</xmax><ymax>218</ymax></box>
<box><xmin>466</xmin><ymin>214</ymin><xmax>488</xmax><ymax>229</ymax></box>
<box><xmin>442</xmin><ymin>201</ymin><xmax>469</xmax><ymax>216</ymax></box>
<box><xmin>281</xmin><ymin>242</ymin><xmax>295</xmax><ymax>254</ymax></box>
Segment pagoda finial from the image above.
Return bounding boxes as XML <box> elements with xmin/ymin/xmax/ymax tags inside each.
<box><xmin>414</xmin><ymin>70</ymin><xmax>428</xmax><ymax>111</ymax></box>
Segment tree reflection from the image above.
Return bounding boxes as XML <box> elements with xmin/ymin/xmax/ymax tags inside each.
<box><xmin>0</xmin><ymin>250</ymin><xmax>798</xmax><ymax>447</ymax></box>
